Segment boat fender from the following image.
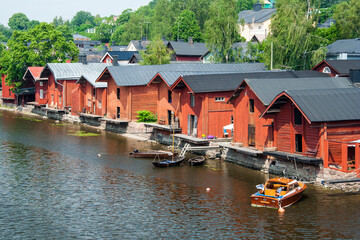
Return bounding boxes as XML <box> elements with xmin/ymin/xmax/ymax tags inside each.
<box><xmin>278</xmin><ymin>207</ymin><xmax>285</xmax><ymax>213</ymax></box>
<box><xmin>206</xmin><ymin>187</ymin><xmax>210</xmax><ymax>192</ymax></box>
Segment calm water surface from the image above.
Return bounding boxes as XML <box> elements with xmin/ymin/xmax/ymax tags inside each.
<box><xmin>0</xmin><ymin>110</ymin><xmax>359</xmax><ymax>239</ymax></box>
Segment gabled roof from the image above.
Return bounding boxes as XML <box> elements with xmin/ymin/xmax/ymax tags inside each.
<box><xmin>232</xmin><ymin>77</ymin><xmax>352</xmax><ymax>106</ymax></box>
<box><xmin>238</xmin><ymin>8</ymin><xmax>276</xmax><ymax>24</ymax></box>
<box><xmin>40</xmin><ymin>63</ymin><xmax>110</xmax><ymax>82</ymax></box>
<box><xmin>175</xmin><ymin>71</ymin><xmax>330</xmax><ymax>94</ymax></box>
<box><xmin>261</xmin><ymin>88</ymin><xmax>360</xmax><ymax>123</ymax></box>
<box><xmin>77</xmin><ymin>73</ymin><xmax>107</xmax><ymax>88</ymax></box>
<box><xmin>327</xmin><ymin>38</ymin><xmax>360</xmax><ymax>55</ymax></box>
<box><xmin>126</xmin><ymin>40</ymin><xmax>152</xmax><ymax>51</ymax></box>
<box><xmin>167</xmin><ymin>41</ymin><xmax>208</xmax><ymax>56</ymax></box>
<box><xmin>100</xmin><ymin>51</ymin><xmax>138</xmax><ymax>62</ymax></box>
<box><xmin>312</xmin><ymin>60</ymin><xmax>360</xmax><ymax>76</ymax></box>
<box><xmin>99</xmin><ymin>63</ymin><xmax>266</xmax><ymax>87</ymax></box>
<box><xmin>23</xmin><ymin>67</ymin><xmax>46</xmax><ymax>81</ymax></box>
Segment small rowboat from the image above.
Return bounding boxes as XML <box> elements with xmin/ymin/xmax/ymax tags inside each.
<box><xmin>251</xmin><ymin>177</ymin><xmax>307</xmax><ymax>209</ymax></box>
<box><xmin>129</xmin><ymin>149</ymin><xmax>175</xmax><ymax>158</ymax></box>
<box><xmin>152</xmin><ymin>156</ymin><xmax>185</xmax><ymax>167</ymax></box>
<box><xmin>188</xmin><ymin>156</ymin><xmax>206</xmax><ymax>166</ymax></box>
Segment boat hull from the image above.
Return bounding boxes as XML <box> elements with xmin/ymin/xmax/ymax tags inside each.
<box><xmin>251</xmin><ymin>189</ymin><xmax>305</xmax><ymax>209</ymax></box>
<box><xmin>129</xmin><ymin>150</ymin><xmax>175</xmax><ymax>158</ymax></box>
<box><xmin>188</xmin><ymin>156</ymin><xmax>205</xmax><ymax>166</ymax></box>
<box><xmin>152</xmin><ymin>157</ymin><xmax>185</xmax><ymax>167</ymax></box>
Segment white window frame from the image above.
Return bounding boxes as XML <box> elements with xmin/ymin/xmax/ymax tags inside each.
<box><xmin>98</xmin><ymin>101</ymin><xmax>102</xmax><ymax>109</ymax></box>
<box><xmin>40</xmin><ymin>89</ymin><xmax>43</xmax><ymax>99</ymax></box>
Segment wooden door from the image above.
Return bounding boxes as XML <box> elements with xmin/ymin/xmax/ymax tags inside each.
<box><xmin>248</xmin><ymin>124</ymin><xmax>255</xmax><ymax>146</ymax></box>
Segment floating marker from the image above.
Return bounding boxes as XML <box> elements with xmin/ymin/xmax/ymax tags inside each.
<box><xmin>206</xmin><ymin>188</ymin><xmax>210</xmax><ymax>192</ymax></box>
<box><xmin>97</xmin><ymin>154</ymin><xmax>101</xmax><ymax>157</ymax></box>
<box><xmin>278</xmin><ymin>207</ymin><xmax>285</xmax><ymax>213</ymax></box>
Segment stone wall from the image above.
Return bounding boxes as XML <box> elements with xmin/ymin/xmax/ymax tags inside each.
<box><xmin>0</xmin><ymin>89</ymin><xmax>2</xmax><ymax>105</ymax></box>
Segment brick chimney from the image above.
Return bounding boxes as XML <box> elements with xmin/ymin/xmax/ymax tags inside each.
<box><xmin>188</xmin><ymin>37</ymin><xmax>194</xmax><ymax>45</ymax></box>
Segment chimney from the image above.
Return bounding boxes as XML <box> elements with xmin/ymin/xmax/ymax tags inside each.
<box><xmin>349</xmin><ymin>69</ymin><xmax>360</xmax><ymax>85</ymax></box>
<box><xmin>188</xmin><ymin>37</ymin><xmax>194</xmax><ymax>45</ymax></box>
<box><xmin>104</xmin><ymin>45</ymin><xmax>108</xmax><ymax>52</ymax></box>
<box><xmin>112</xmin><ymin>55</ymin><xmax>119</xmax><ymax>66</ymax></box>
<box><xmin>141</xmin><ymin>36</ymin><xmax>147</xmax><ymax>41</ymax></box>
<box><xmin>66</xmin><ymin>59</ymin><xmax>71</xmax><ymax>63</ymax></box>
<box><xmin>253</xmin><ymin>2</ymin><xmax>262</xmax><ymax>11</ymax></box>
<box><xmin>79</xmin><ymin>54</ymin><xmax>87</xmax><ymax>64</ymax></box>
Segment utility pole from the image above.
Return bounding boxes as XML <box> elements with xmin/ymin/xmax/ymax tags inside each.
<box><xmin>175</xmin><ymin>17</ymin><xmax>183</xmax><ymax>41</ymax></box>
<box><xmin>144</xmin><ymin>21</ymin><xmax>150</xmax><ymax>41</ymax></box>
<box><xmin>271</xmin><ymin>41</ymin><xmax>273</xmax><ymax>70</ymax></box>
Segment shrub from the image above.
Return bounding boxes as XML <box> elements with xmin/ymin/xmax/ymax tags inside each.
<box><xmin>136</xmin><ymin>110</ymin><xmax>157</xmax><ymax>123</ymax></box>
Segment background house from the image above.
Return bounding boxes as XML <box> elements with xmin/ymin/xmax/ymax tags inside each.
<box><xmin>326</xmin><ymin>38</ymin><xmax>360</xmax><ymax>60</ymax></box>
<box><xmin>238</xmin><ymin>2</ymin><xmax>276</xmax><ymax>42</ymax></box>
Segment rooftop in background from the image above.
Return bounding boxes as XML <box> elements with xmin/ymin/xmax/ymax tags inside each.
<box><xmin>167</xmin><ymin>40</ymin><xmax>208</xmax><ymax>57</ymax></box>
<box><xmin>327</xmin><ymin>38</ymin><xmax>360</xmax><ymax>56</ymax></box>
<box><xmin>312</xmin><ymin>59</ymin><xmax>360</xmax><ymax>76</ymax></box>
<box><xmin>238</xmin><ymin>4</ymin><xmax>276</xmax><ymax>23</ymax></box>
<box><xmin>73</xmin><ymin>34</ymin><xmax>91</xmax><ymax>41</ymax></box>
<box><xmin>262</xmin><ymin>88</ymin><xmax>360</xmax><ymax>123</ymax></box>
<box><xmin>318</xmin><ymin>18</ymin><xmax>335</xmax><ymax>29</ymax></box>
<box><xmin>101</xmin><ymin>51</ymin><xmax>138</xmax><ymax>62</ymax></box>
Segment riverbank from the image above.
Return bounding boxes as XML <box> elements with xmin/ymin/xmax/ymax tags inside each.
<box><xmin>1</xmin><ymin>104</ymin><xmax>359</xmax><ymax>193</ymax></box>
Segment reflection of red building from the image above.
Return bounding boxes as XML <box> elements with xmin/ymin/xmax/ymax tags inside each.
<box><xmin>23</xmin><ymin>67</ymin><xmax>47</xmax><ymax>106</ymax></box>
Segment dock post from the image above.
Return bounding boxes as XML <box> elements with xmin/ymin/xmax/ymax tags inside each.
<box><xmin>355</xmin><ymin>143</ymin><xmax>360</xmax><ymax>177</ymax></box>
<box><xmin>341</xmin><ymin>143</ymin><xmax>348</xmax><ymax>172</ymax></box>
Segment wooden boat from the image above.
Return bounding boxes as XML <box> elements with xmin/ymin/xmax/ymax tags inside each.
<box><xmin>251</xmin><ymin>177</ymin><xmax>307</xmax><ymax>209</ymax></box>
<box><xmin>152</xmin><ymin>156</ymin><xmax>185</xmax><ymax>167</ymax></box>
<box><xmin>188</xmin><ymin>156</ymin><xmax>206</xmax><ymax>166</ymax></box>
<box><xmin>129</xmin><ymin>149</ymin><xmax>175</xmax><ymax>158</ymax></box>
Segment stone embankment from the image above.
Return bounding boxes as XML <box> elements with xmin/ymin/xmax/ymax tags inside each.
<box><xmin>1</xmin><ymin>103</ymin><xmax>359</xmax><ymax>193</ymax></box>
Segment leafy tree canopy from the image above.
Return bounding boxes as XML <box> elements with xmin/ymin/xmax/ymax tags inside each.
<box><xmin>139</xmin><ymin>36</ymin><xmax>173</xmax><ymax>65</ymax></box>
<box><xmin>150</xmin><ymin>0</ymin><xmax>173</xmax><ymax>40</ymax></box>
<box><xmin>263</xmin><ymin>0</ymin><xmax>326</xmax><ymax>70</ymax></box>
<box><xmin>236</xmin><ymin>0</ymin><xmax>256</xmax><ymax>12</ymax></box>
<box><xmin>333</xmin><ymin>0</ymin><xmax>360</xmax><ymax>39</ymax></box>
<box><xmin>0</xmin><ymin>22</ymin><xmax>79</xmax><ymax>90</ymax></box>
<box><xmin>71</xmin><ymin>11</ymin><xmax>95</xmax><ymax>29</ymax></box>
<box><xmin>94</xmin><ymin>23</ymin><xmax>114</xmax><ymax>43</ymax></box>
<box><xmin>8</xmin><ymin>13</ymin><xmax>30</xmax><ymax>31</ymax></box>
<box><xmin>172</xmin><ymin>10</ymin><xmax>202</xmax><ymax>42</ymax></box>
<box><xmin>205</xmin><ymin>0</ymin><xmax>240</xmax><ymax>63</ymax></box>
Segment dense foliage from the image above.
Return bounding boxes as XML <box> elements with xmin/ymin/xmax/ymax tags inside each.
<box><xmin>139</xmin><ymin>37</ymin><xmax>173</xmax><ymax>65</ymax></box>
<box><xmin>136</xmin><ymin>110</ymin><xmax>157</xmax><ymax>123</ymax></box>
<box><xmin>0</xmin><ymin>23</ymin><xmax>78</xmax><ymax>90</ymax></box>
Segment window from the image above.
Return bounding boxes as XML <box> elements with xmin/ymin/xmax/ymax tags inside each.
<box><xmin>190</xmin><ymin>93</ymin><xmax>195</xmax><ymax>107</ymax></box>
<box><xmin>294</xmin><ymin>108</ymin><xmax>302</xmax><ymax>125</ymax></box>
<box><xmin>40</xmin><ymin>89</ymin><xmax>44</xmax><ymax>99</ymax></box>
<box><xmin>9</xmin><ymin>89</ymin><xmax>11</xmax><ymax>96</ymax></box>
<box><xmin>51</xmin><ymin>94</ymin><xmax>54</xmax><ymax>105</ymax></box>
<box><xmin>59</xmin><ymin>95</ymin><xmax>62</xmax><ymax>104</ymax></box>
<box><xmin>107</xmin><ymin>58</ymin><xmax>111</xmax><ymax>63</ymax></box>
<box><xmin>117</xmin><ymin>107</ymin><xmax>120</xmax><ymax>118</ymax></box>
<box><xmin>295</xmin><ymin>134</ymin><xmax>303</xmax><ymax>152</ymax></box>
<box><xmin>93</xmin><ymin>88</ymin><xmax>96</xmax><ymax>96</ymax></box>
<box><xmin>88</xmin><ymin>99</ymin><xmax>91</xmax><ymax>107</ymax></box>
<box><xmin>40</xmin><ymin>81</ymin><xmax>43</xmax><ymax>87</ymax></box>
<box><xmin>249</xmin><ymin>99</ymin><xmax>254</xmax><ymax>113</ymax></box>
<box><xmin>215</xmin><ymin>97</ymin><xmax>225</xmax><ymax>102</ymax></box>
<box><xmin>231</xmin><ymin>115</ymin><xmax>234</xmax><ymax>124</ymax></box>
<box><xmin>55</xmin><ymin>82</ymin><xmax>57</xmax><ymax>89</ymax></box>
<box><xmin>117</xmin><ymin>88</ymin><xmax>120</xmax><ymax>100</ymax></box>
<box><xmin>322</xmin><ymin>67</ymin><xmax>331</xmax><ymax>74</ymax></box>
<box><xmin>98</xmin><ymin>101</ymin><xmax>102</xmax><ymax>109</ymax></box>
<box><xmin>168</xmin><ymin>90</ymin><xmax>172</xmax><ymax>103</ymax></box>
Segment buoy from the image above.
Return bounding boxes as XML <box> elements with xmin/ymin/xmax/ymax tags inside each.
<box><xmin>97</xmin><ymin>154</ymin><xmax>101</xmax><ymax>157</ymax></box>
<box><xmin>206</xmin><ymin>187</ymin><xmax>210</xmax><ymax>192</ymax></box>
<box><xmin>278</xmin><ymin>207</ymin><xmax>285</xmax><ymax>213</ymax></box>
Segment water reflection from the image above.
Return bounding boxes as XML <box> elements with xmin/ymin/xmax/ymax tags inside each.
<box><xmin>0</xmin><ymin>110</ymin><xmax>360</xmax><ymax>239</ymax></box>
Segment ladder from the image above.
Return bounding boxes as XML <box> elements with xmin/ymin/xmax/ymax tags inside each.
<box><xmin>179</xmin><ymin>143</ymin><xmax>191</xmax><ymax>157</ymax></box>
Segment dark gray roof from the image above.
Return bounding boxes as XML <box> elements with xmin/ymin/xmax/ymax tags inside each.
<box><xmin>318</xmin><ymin>18</ymin><xmax>335</xmax><ymax>29</ymax></box>
<box><xmin>238</xmin><ymin>8</ymin><xmax>276</xmax><ymax>23</ymax></box>
<box><xmin>324</xmin><ymin>60</ymin><xmax>360</xmax><ymax>75</ymax></box>
<box><xmin>283</xmin><ymin>88</ymin><xmax>360</xmax><ymax>122</ymax></box>
<box><xmin>245</xmin><ymin>77</ymin><xmax>353</xmax><ymax>106</ymax></box>
<box><xmin>40</xmin><ymin>63</ymin><xmax>110</xmax><ymax>82</ymax></box>
<box><xmin>128</xmin><ymin>40</ymin><xmax>152</xmax><ymax>51</ymax></box>
<box><xmin>181</xmin><ymin>71</ymin><xmax>331</xmax><ymax>93</ymax></box>
<box><xmin>105</xmin><ymin>63</ymin><xmax>266</xmax><ymax>87</ymax></box>
<box><xmin>327</xmin><ymin>39</ymin><xmax>360</xmax><ymax>55</ymax></box>
<box><xmin>108</xmin><ymin>51</ymin><xmax>138</xmax><ymax>61</ymax></box>
<box><xmin>167</xmin><ymin>41</ymin><xmax>208</xmax><ymax>56</ymax></box>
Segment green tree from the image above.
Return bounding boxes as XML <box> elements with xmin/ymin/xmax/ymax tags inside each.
<box><xmin>71</xmin><ymin>11</ymin><xmax>95</xmax><ymax>29</ymax></box>
<box><xmin>263</xmin><ymin>0</ymin><xmax>326</xmax><ymax>70</ymax></box>
<box><xmin>236</xmin><ymin>0</ymin><xmax>256</xmax><ymax>12</ymax></box>
<box><xmin>94</xmin><ymin>23</ymin><xmax>114</xmax><ymax>43</ymax></box>
<box><xmin>56</xmin><ymin>25</ymin><xmax>73</xmax><ymax>41</ymax></box>
<box><xmin>205</xmin><ymin>0</ymin><xmax>240</xmax><ymax>63</ymax></box>
<box><xmin>0</xmin><ymin>23</ymin><xmax>79</xmax><ymax>90</ymax></box>
<box><xmin>8</xmin><ymin>13</ymin><xmax>30</xmax><ymax>31</ymax></box>
<box><xmin>139</xmin><ymin>37</ymin><xmax>173</xmax><ymax>65</ymax></box>
<box><xmin>333</xmin><ymin>0</ymin><xmax>360</xmax><ymax>39</ymax></box>
<box><xmin>52</xmin><ymin>16</ymin><xmax>65</xmax><ymax>27</ymax></box>
<box><xmin>0</xmin><ymin>24</ymin><xmax>13</xmax><ymax>41</ymax></box>
<box><xmin>151</xmin><ymin>0</ymin><xmax>173</xmax><ymax>40</ymax></box>
<box><xmin>172</xmin><ymin>10</ymin><xmax>202</xmax><ymax>41</ymax></box>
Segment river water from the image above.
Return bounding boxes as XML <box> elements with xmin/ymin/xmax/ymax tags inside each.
<box><xmin>0</xmin><ymin>110</ymin><xmax>359</xmax><ymax>239</ymax></box>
